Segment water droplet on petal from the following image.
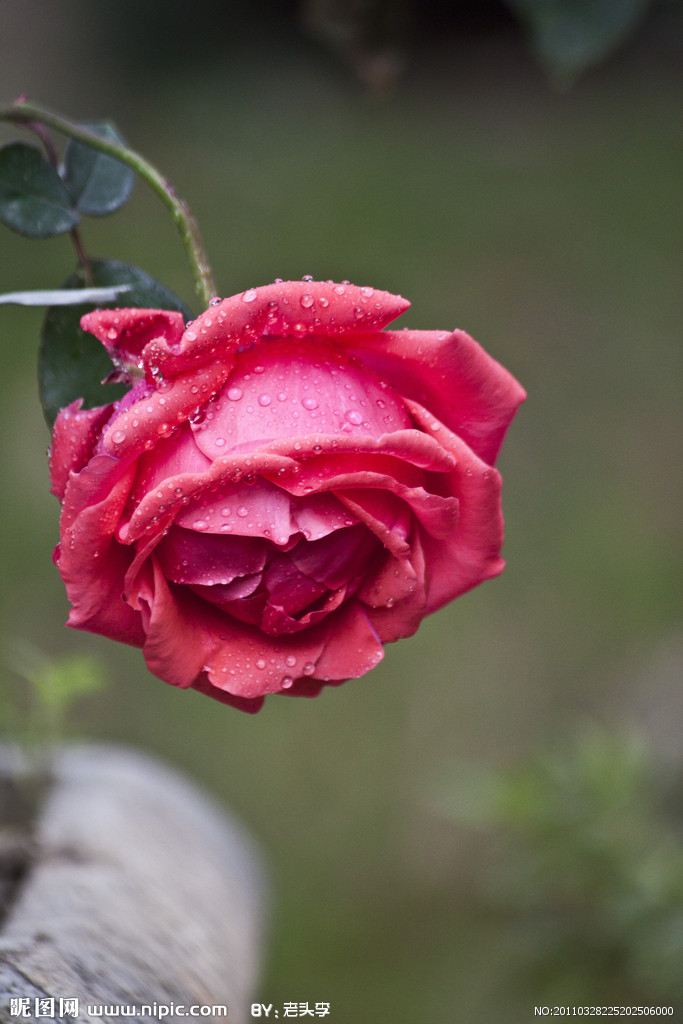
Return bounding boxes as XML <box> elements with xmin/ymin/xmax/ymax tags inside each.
<box><xmin>241</xmin><ymin>288</ymin><xmax>257</xmax><ymax>303</ymax></box>
<box><xmin>236</xmin><ymin>506</ymin><xmax>249</xmax><ymax>518</ymax></box>
<box><xmin>302</xmin><ymin>396</ymin><xmax>319</xmax><ymax>411</ymax></box>
<box><xmin>300</xmin><ymin>293</ymin><xmax>315</xmax><ymax>309</ymax></box>
<box><xmin>258</xmin><ymin>393</ymin><xmax>272</xmax><ymax>407</ymax></box>
<box><xmin>302</xmin><ymin>662</ymin><xmax>315</xmax><ymax>676</ymax></box>
<box><xmin>285</xmin><ymin>654</ymin><xmax>296</xmax><ymax>667</ymax></box>
<box><xmin>227</xmin><ymin>387</ymin><xmax>243</xmax><ymax>401</ymax></box>
<box><xmin>193</xmin><ymin>519</ymin><xmax>208</xmax><ymax>531</ymax></box>
<box><xmin>281</xmin><ymin>676</ymin><xmax>294</xmax><ymax>689</ymax></box>
<box><xmin>345</xmin><ymin>409</ymin><xmax>363</xmax><ymax>426</ymax></box>
<box><xmin>112</xmin><ymin>429</ymin><xmax>126</xmax><ymax>444</ymax></box>
<box><xmin>255</xmin><ymin>658</ymin><xmax>266</xmax><ymax>670</ymax></box>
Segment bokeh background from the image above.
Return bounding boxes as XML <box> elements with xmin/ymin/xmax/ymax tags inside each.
<box><xmin>1</xmin><ymin>2</ymin><xmax>681</xmax><ymax>1020</ymax></box>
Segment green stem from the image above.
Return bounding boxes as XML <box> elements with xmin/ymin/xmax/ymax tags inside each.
<box><xmin>2</xmin><ymin>98</ymin><xmax>217</xmax><ymax>309</ymax></box>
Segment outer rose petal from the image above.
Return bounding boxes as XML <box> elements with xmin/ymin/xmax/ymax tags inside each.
<box><xmin>50</xmin><ymin>400</ymin><xmax>114</xmax><ymax>501</ymax></box>
<box><xmin>80</xmin><ymin>308</ymin><xmax>185</xmax><ymax>377</ymax></box>
<box><xmin>140</xmin><ymin>281</ymin><xmax>410</xmax><ymax>378</ymax></box>
<box><xmin>344</xmin><ymin>328</ymin><xmax>526</xmax><ymax>464</ymax></box>
<box><xmin>57</xmin><ymin>457</ymin><xmax>143</xmax><ymax>646</ymax></box>
<box><xmin>404</xmin><ymin>398</ymin><xmax>507</xmax><ymax>609</ymax></box>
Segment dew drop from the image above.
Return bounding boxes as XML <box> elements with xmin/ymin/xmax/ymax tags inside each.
<box><xmin>214</xmin><ymin>437</ymin><xmax>226</xmax><ymax>447</ymax></box>
<box><xmin>285</xmin><ymin>654</ymin><xmax>297</xmax><ymax>667</ymax></box>
<box><xmin>227</xmin><ymin>387</ymin><xmax>243</xmax><ymax>401</ymax></box>
<box><xmin>300</xmin><ymin>293</ymin><xmax>315</xmax><ymax>309</ymax></box>
<box><xmin>345</xmin><ymin>409</ymin><xmax>363</xmax><ymax>426</ymax></box>
<box><xmin>236</xmin><ymin>506</ymin><xmax>249</xmax><ymax>518</ymax></box>
<box><xmin>111</xmin><ymin>429</ymin><xmax>126</xmax><ymax>444</ymax></box>
<box><xmin>281</xmin><ymin>676</ymin><xmax>294</xmax><ymax>689</ymax></box>
<box><xmin>241</xmin><ymin>288</ymin><xmax>257</xmax><ymax>303</ymax></box>
<box><xmin>220</xmin><ymin>506</ymin><xmax>232</xmax><ymax>517</ymax></box>
<box><xmin>258</xmin><ymin>393</ymin><xmax>272</xmax><ymax>407</ymax></box>
<box><xmin>302</xmin><ymin>396</ymin><xmax>319</xmax><ymax>411</ymax></box>
<box><xmin>302</xmin><ymin>662</ymin><xmax>315</xmax><ymax>676</ymax></box>
<box><xmin>193</xmin><ymin>519</ymin><xmax>208</xmax><ymax>531</ymax></box>
<box><xmin>255</xmin><ymin>658</ymin><xmax>266</xmax><ymax>670</ymax></box>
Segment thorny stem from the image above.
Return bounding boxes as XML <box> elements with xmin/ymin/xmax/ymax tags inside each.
<box><xmin>2</xmin><ymin>98</ymin><xmax>217</xmax><ymax>309</ymax></box>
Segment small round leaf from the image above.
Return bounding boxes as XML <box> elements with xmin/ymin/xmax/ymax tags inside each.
<box><xmin>62</xmin><ymin>121</ymin><xmax>135</xmax><ymax>217</ymax></box>
<box><xmin>0</xmin><ymin>142</ymin><xmax>79</xmax><ymax>238</ymax></box>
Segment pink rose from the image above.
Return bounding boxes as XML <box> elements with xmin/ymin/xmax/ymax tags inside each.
<box><xmin>50</xmin><ymin>280</ymin><xmax>525</xmax><ymax>712</ymax></box>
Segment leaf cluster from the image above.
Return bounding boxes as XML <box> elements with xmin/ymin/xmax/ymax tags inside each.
<box><xmin>0</xmin><ymin>121</ymin><xmax>133</xmax><ymax>238</ymax></box>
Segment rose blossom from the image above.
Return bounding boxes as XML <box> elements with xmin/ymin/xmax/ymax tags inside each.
<box><xmin>50</xmin><ymin>279</ymin><xmax>525</xmax><ymax>712</ymax></box>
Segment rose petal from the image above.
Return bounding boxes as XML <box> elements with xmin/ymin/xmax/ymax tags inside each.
<box><xmin>288</xmin><ymin>524</ymin><xmax>378</xmax><ymax>590</ymax></box>
<box><xmin>202</xmin><ymin>599</ymin><xmax>384</xmax><ymax>700</ymax></box>
<box><xmin>57</xmin><ymin>457</ymin><xmax>143</xmax><ymax>646</ymax></box>
<box><xmin>101</xmin><ymin>359</ymin><xmax>234</xmax><ymax>462</ymax></box>
<box><xmin>141</xmin><ymin>280</ymin><xmax>410</xmax><ymax>378</ymax></box>
<box><xmin>404</xmin><ymin>400</ymin><xmax>506</xmax><ymax>608</ymax></box>
<box><xmin>172</xmin><ymin>476</ymin><xmax>295</xmax><ymax>542</ymax></box>
<box><xmin>50</xmin><ymin>400</ymin><xmax>114</xmax><ymax>501</ymax></box>
<box><xmin>80</xmin><ymin>307</ymin><xmax>185</xmax><ymax>373</ymax></box>
<box><xmin>122</xmin><ymin>449</ymin><xmax>295</xmax><ymax>544</ymax></box>
<box><xmin>345</xmin><ymin>328</ymin><xmax>526</xmax><ymax>464</ymax></box>
<box><xmin>291</xmin><ymin>492</ymin><xmax>359</xmax><ymax>539</ymax></box>
<box><xmin>136</xmin><ymin>560</ymin><xmax>211</xmax><ymax>688</ymax></box>
<box><xmin>190</xmin><ymin>336</ymin><xmax>411</xmax><ymax>458</ymax></box>
<box><xmin>362</xmin><ymin>529</ymin><xmax>429</xmax><ymax>642</ymax></box>
<box><xmin>155</xmin><ymin>526</ymin><xmax>267</xmax><ymax>585</ymax></box>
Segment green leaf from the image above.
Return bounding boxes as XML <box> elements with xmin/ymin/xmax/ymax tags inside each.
<box><xmin>39</xmin><ymin>259</ymin><xmax>193</xmax><ymax>427</ymax></box>
<box><xmin>506</xmin><ymin>0</ymin><xmax>654</xmax><ymax>83</ymax></box>
<box><xmin>62</xmin><ymin>121</ymin><xmax>135</xmax><ymax>216</ymax></box>
<box><xmin>0</xmin><ymin>142</ymin><xmax>79</xmax><ymax>238</ymax></box>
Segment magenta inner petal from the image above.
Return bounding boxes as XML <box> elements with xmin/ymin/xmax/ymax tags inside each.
<box><xmin>290</xmin><ymin>492</ymin><xmax>359</xmax><ymax>539</ymax></box>
<box><xmin>288</xmin><ymin>524</ymin><xmax>378</xmax><ymax>590</ymax></box>
<box><xmin>156</xmin><ymin>526</ymin><xmax>267</xmax><ymax>585</ymax></box>
<box><xmin>262</xmin><ymin>555</ymin><xmax>329</xmax><ymax>617</ymax></box>
<box><xmin>191</xmin><ymin>337</ymin><xmax>411</xmax><ymax>458</ymax></box>
<box><xmin>173</xmin><ymin>476</ymin><xmax>295</xmax><ymax>542</ymax></box>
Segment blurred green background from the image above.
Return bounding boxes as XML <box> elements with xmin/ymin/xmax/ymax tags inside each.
<box><xmin>1</xmin><ymin>2</ymin><xmax>681</xmax><ymax>1020</ymax></box>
